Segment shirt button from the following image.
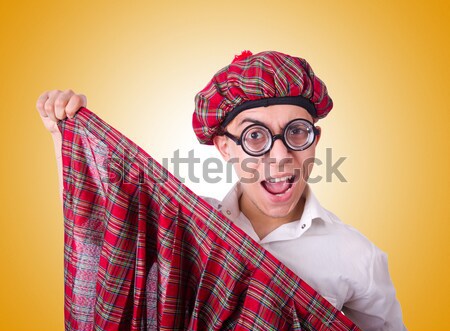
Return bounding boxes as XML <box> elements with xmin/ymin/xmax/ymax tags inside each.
<box><xmin>301</xmin><ymin>224</ymin><xmax>306</xmax><ymax>229</ymax></box>
<box><xmin>226</xmin><ymin>210</ymin><xmax>231</xmax><ymax>215</ymax></box>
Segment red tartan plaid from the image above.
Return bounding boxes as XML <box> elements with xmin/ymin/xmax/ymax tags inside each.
<box><xmin>193</xmin><ymin>51</ymin><xmax>333</xmax><ymax>145</ymax></box>
<box><xmin>58</xmin><ymin>107</ymin><xmax>361</xmax><ymax>331</ymax></box>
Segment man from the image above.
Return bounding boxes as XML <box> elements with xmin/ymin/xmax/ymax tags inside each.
<box><xmin>37</xmin><ymin>50</ymin><xmax>406</xmax><ymax>330</ymax></box>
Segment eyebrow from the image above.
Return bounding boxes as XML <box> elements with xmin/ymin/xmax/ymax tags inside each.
<box><xmin>237</xmin><ymin>118</ymin><xmax>268</xmax><ymax>128</ymax></box>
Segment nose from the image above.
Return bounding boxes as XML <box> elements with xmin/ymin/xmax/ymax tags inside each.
<box><xmin>267</xmin><ymin>135</ymin><xmax>290</xmax><ymax>164</ymax></box>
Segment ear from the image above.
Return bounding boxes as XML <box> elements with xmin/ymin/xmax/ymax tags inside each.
<box><xmin>213</xmin><ymin>135</ymin><xmax>232</xmax><ymax>162</ymax></box>
<box><xmin>314</xmin><ymin>126</ymin><xmax>321</xmax><ymax>146</ymax></box>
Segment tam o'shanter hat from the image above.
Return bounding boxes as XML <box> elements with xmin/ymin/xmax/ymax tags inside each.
<box><xmin>192</xmin><ymin>50</ymin><xmax>333</xmax><ymax>145</ymax></box>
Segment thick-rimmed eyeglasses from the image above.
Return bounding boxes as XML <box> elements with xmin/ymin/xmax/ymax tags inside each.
<box><xmin>223</xmin><ymin>118</ymin><xmax>320</xmax><ymax>157</ymax></box>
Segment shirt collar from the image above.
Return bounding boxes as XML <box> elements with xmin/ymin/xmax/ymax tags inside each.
<box><xmin>302</xmin><ymin>185</ymin><xmax>333</xmax><ymax>224</ymax></box>
<box><xmin>218</xmin><ymin>182</ymin><xmax>242</xmax><ymax>221</ymax></box>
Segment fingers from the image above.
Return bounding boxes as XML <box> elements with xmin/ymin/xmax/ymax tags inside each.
<box><xmin>36</xmin><ymin>91</ymin><xmax>50</xmax><ymax>118</ymax></box>
<box><xmin>36</xmin><ymin>89</ymin><xmax>87</xmax><ymax>123</ymax></box>
<box><xmin>54</xmin><ymin>89</ymin><xmax>74</xmax><ymax>120</ymax></box>
<box><xmin>65</xmin><ymin>93</ymin><xmax>87</xmax><ymax>119</ymax></box>
<box><xmin>44</xmin><ymin>90</ymin><xmax>61</xmax><ymax>122</ymax></box>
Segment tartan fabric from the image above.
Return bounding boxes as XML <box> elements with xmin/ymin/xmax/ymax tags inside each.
<box><xmin>193</xmin><ymin>51</ymin><xmax>333</xmax><ymax>145</ymax></box>
<box><xmin>58</xmin><ymin>107</ymin><xmax>360</xmax><ymax>331</ymax></box>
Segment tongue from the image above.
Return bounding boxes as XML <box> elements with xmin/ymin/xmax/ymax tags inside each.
<box><xmin>262</xmin><ymin>180</ymin><xmax>290</xmax><ymax>195</ymax></box>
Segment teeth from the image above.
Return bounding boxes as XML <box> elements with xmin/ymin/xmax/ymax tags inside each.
<box><xmin>267</xmin><ymin>176</ymin><xmax>293</xmax><ymax>183</ymax></box>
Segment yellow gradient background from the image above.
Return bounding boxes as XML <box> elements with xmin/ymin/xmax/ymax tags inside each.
<box><xmin>1</xmin><ymin>1</ymin><xmax>449</xmax><ymax>330</ymax></box>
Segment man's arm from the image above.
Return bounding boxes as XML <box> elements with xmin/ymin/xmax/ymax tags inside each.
<box><xmin>343</xmin><ymin>246</ymin><xmax>407</xmax><ymax>331</ymax></box>
<box><xmin>51</xmin><ymin>131</ymin><xmax>63</xmax><ymax>202</ymax></box>
<box><xmin>36</xmin><ymin>89</ymin><xmax>87</xmax><ymax>203</ymax></box>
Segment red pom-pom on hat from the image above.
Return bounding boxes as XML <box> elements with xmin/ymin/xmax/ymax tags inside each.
<box><xmin>232</xmin><ymin>50</ymin><xmax>253</xmax><ymax>63</ymax></box>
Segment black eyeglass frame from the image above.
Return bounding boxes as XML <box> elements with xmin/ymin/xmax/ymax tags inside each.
<box><xmin>223</xmin><ymin>118</ymin><xmax>321</xmax><ymax>157</ymax></box>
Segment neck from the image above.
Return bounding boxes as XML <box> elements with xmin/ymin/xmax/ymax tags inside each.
<box><xmin>239</xmin><ymin>193</ymin><xmax>306</xmax><ymax>240</ymax></box>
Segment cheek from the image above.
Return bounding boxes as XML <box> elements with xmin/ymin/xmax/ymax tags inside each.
<box><xmin>234</xmin><ymin>157</ymin><xmax>262</xmax><ymax>182</ymax></box>
<box><xmin>228</xmin><ymin>147</ymin><xmax>263</xmax><ymax>182</ymax></box>
<box><xmin>294</xmin><ymin>149</ymin><xmax>317</xmax><ymax>180</ymax></box>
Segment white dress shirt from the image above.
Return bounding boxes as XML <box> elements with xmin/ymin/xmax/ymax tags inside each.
<box><xmin>203</xmin><ymin>182</ymin><xmax>407</xmax><ymax>331</ymax></box>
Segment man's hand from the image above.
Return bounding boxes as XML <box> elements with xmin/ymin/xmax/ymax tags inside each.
<box><xmin>36</xmin><ymin>89</ymin><xmax>87</xmax><ymax>134</ymax></box>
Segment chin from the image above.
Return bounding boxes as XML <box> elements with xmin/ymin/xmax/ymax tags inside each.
<box><xmin>255</xmin><ymin>183</ymin><xmax>305</xmax><ymax>220</ymax></box>
<box><xmin>262</xmin><ymin>207</ymin><xmax>297</xmax><ymax>219</ymax></box>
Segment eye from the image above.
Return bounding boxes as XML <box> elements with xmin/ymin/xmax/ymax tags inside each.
<box><xmin>244</xmin><ymin>126</ymin><xmax>268</xmax><ymax>141</ymax></box>
<box><xmin>249</xmin><ymin>131</ymin><xmax>264</xmax><ymax>139</ymax></box>
<box><xmin>290</xmin><ymin>128</ymin><xmax>303</xmax><ymax>134</ymax></box>
<box><xmin>288</xmin><ymin>126</ymin><xmax>308</xmax><ymax>136</ymax></box>
<box><xmin>243</xmin><ymin>126</ymin><xmax>270</xmax><ymax>152</ymax></box>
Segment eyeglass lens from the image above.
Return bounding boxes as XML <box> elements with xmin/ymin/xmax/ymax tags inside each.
<box><xmin>242</xmin><ymin>120</ymin><xmax>313</xmax><ymax>154</ymax></box>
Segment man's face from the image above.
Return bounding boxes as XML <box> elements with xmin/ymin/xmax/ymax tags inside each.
<box><xmin>213</xmin><ymin>104</ymin><xmax>320</xmax><ymax>221</ymax></box>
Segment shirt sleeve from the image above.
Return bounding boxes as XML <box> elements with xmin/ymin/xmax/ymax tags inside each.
<box><xmin>342</xmin><ymin>245</ymin><xmax>407</xmax><ymax>331</ymax></box>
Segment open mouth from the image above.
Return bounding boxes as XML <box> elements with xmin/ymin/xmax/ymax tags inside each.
<box><xmin>261</xmin><ymin>175</ymin><xmax>295</xmax><ymax>196</ymax></box>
